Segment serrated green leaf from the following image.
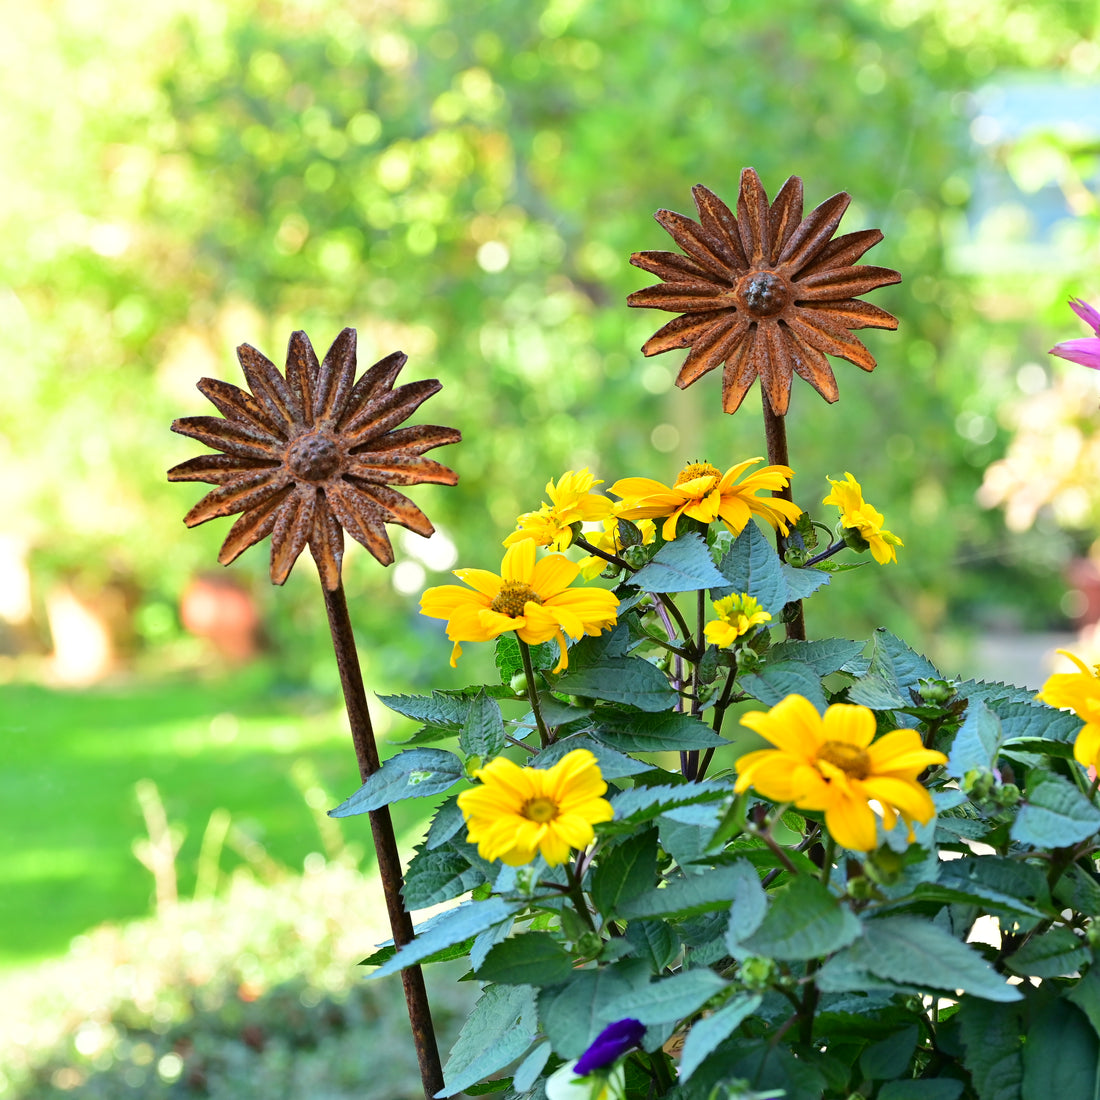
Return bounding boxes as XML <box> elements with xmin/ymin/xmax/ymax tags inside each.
<box><xmin>724</xmin><ymin>860</ymin><xmax>768</xmax><ymax>953</ymax></box>
<box><xmin>740</xmin><ymin>876</ymin><xmax>861</xmax><ymax>961</ymax></box>
<box><xmin>537</xmin><ymin>960</ymin><xmax>650</xmax><ymax>1058</ymax></box>
<box><xmin>603</xmin><ymin>968</ymin><xmax>727</xmax><ymax>1025</ymax></box>
<box><xmin>997</xmin><ymin>701</ymin><xmax>1083</xmax><ymax>747</ymax></box>
<box><xmin>660</xmin><ymin>801</ymin><xmax>725</xmax><ymax>868</ymax></box>
<box><xmin>475</xmin><ymin>932</ymin><xmax>576</xmax><ymax>986</ymax></box>
<box><xmin>781</xmin><ymin>563</ymin><xmax>831</xmax><ymax>600</ymax></box>
<box><xmin>531</xmin><ymin>733</ymin><xmax>649</xmax><ymax>778</ymax></box>
<box><xmin>370</xmin><ymin>897</ymin><xmax>516</xmax><ymax>979</ymax></box>
<box><xmin>817</xmin><ymin>916</ymin><xmax>1022</xmax><ymax>1003</ymax></box>
<box><xmin>1021</xmin><ymin>989</ymin><xmax>1099</xmax><ymax>1100</ymax></box>
<box><xmin>624</xmin><ymin>919</ymin><xmax>680</xmax><ymax>972</ymax></box>
<box><xmin>630</xmin><ymin>532</ymin><xmax>728</xmax><ymax>592</ymax></box>
<box><xmin>878</xmin><ymin>1080</ymin><xmax>964</xmax><ymax>1100</ymax></box>
<box><xmin>768</xmin><ymin>638</ymin><xmax>866</xmax><ymax>676</ymax></box>
<box><xmin>947</xmin><ymin>700</ymin><xmax>1003</xmax><ymax>777</ymax></box>
<box><xmin>921</xmin><ymin>857</ymin><xmax>1052</xmax><ymax>920</ymax></box>
<box><xmin>860</xmin><ymin>1024</ymin><xmax>919</xmax><ymax>1080</ymax></box>
<box><xmin>438</xmin><ymin>983</ymin><xmax>537</xmax><ymax>1097</ymax></box>
<box><xmin>425</xmin><ymin>795</ymin><xmax>467</xmax><ymax>850</ymax></box>
<box><xmin>1054</xmin><ymin>862</ymin><xmax>1100</xmax><ymax>915</ymax></box>
<box><xmin>739</xmin><ymin>660</ymin><xmax>827</xmax><ymax>713</ymax></box>
<box><xmin>618</xmin><ymin>863</ymin><xmax>750</xmax><ymax>920</ymax></box>
<box><xmin>403</xmin><ymin>844</ymin><xmax>485</xmax><ymax>909</ymax></box>
<box><xmin>495</xmin><ymin>633</ymin><xmax>557</xmax><ymax>681</ymax></box>
<box><xmin>329</xmin><ymin>748</ymin><xmax>464</xmax><ymax>817</ymax></box>
<box><xmin>1011</xmin><ymin>773</ymin><xmax>1100</xmax><ymax>848</ymax></box>
<box><xmin>511</xmin><ymin>1042</ymin><xmax>552</xmax><ymax>1093</ymax></box>
<box><xmin>592</xmin><ymin>710</ymin><xmax>726</xmax><ymax>752</ymax></box>
<box><xmin>378</xmin><ymin>691</ymin><xmax>472</xmax><ymax>729</ymax></box>
<box><xmin>555</xmin><ymin>657</ymin><xmax>677</xmax><ymax>711</ymax></box>
<box><xmin>848</xmin><ymin>674</ymin><xmax>910</xmax><ymax>710</ymax></box>
<box><xmin>870</xmin><ymin>629</ymin><xmax>943</xmax><ymax>691</ymax></box>
<box><xmin>460</xmin><ymin>690</ymin><xmax>506</xmax><ymax>761</ymax></box>
<box><xmin>678</xmin><ymin>993</ymin><xmax>762</xmax><ymax>1081</ymax></box>
<box><xmin>1005</xmin><ymin>927</ymin><xmax>1088</xmax><ymax>978</ymax></box>
<box><xmin>1067</xmin><ymin>965</ymin><xmax>1100</xmax><ymax>1042</ymax></box>
<box><xmin>591</xmin><ymin>827</ymin><xmax>658</xmax><ymax>917</ymax></box>
<box><xmin>957</xmin><ymin>998</ymin><xmax>1024</xmax><ymax>1100</ymax></box>
<box><xmin>610</xmin><ymin>783</ymin><xmax>729</xmax><ymax>826</ymax></box>
<box><xmin>714</xmin><ymin>522</ymin><xmax>789</xmax><ymax>614</ymax></box>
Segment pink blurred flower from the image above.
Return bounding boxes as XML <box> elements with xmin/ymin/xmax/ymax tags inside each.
<box><xmin>1050</xmin><ymin>297</ymin><xmax>1100</xmax><ymax>370</ymax></box>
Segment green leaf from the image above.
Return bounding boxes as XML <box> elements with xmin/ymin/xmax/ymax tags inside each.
<box><xmin>781</xmin><ymin>563</ymin><xmax>831</xmax><ymax>600</ymax></box>
<box><xmin>739</xmin><ymin>875</ymin><xmax>861</xmax><ymax>961</ymax></box>
<box><xmin>511</xmin><ymin>1042</ymin><xmax>551</xmax><ymax>1094</ymax></box>
<box><xmin>878</xmin><ymin>1081</ymin><xmax>964</xmax><ymax>1100</ymax></box>
<box><xmin>591</xmin><ymin>828</ymin><xmax>658</xmax><ymax>917</ymax></box>
<box><xmin>531</xmin><ymin>733</ymin><xmax>650</xmax><ymax>778</ymax></box>
<box><xmin>714</xmin><ymin>522</ymin><xmax>789</xmax><ymax>614</ymax></box>
<box><xmin>624</xmin><ymin>920</ymin><xmax>680</xmax><ymax>972</ymax></box>
<box><xmin>947</xmin><ymin>700</ymin><xmax>1003</xmax><ymax>777</ymax></box>
<box><xmin>724</xmin><ymin>860</ymin><xmax>768</xmax><ymax>953</ymax></box>
<box><xmin>817</xmin><ymin>916</ymin><xmax>1022</xmax><ymax>1003</ymax></box>
<box><xmin>1005</xmin><ymin>927</ymin><xmax>1089</xmax><ymax>978</ymax></box>
<box><xmin>957</xmin><ymin>998</ymin><xmax>1024</xmax><ymax>1100</ymax></box>
<box><xmin>678</xmin><ymin>993</ymin><xmax>762</xmax><ymax>1081</ymax></box>
<box><xmin>1067</xmin><ymin>965</ymin><xmax>1100</xmax><ymax>1042</ymax></box>
<box><xmin>593</xmin><ymin>710</ymin><xmax>726</xmax><ymax>751</ymax></box>
<box><xmin>870</xmin><ymin>629</ymin><xmax>943</xmax><ymax>691</ymax></box>
<box><xmin>537</xmin><ymin>960</ymin><xmax>650</xmax><ymax>1058</ymax></box>
<box><xmin>848</xmin><ymin>674</ymin><xmax>910</xmax><ymax>710</ymax></box>
<box><xmin>860</xmin><ymin>1025</ymin><xmax>918</xmax><ymax>1080</ymax></box>
<box><xmin>630</xmin><ymin>532</ymin><xmax>728</xmax><ymax>592</ymax></box>
<box><xmin>1011</xmin><ymin>773</ymin><xmax>1100</xmax><ymax>848</ymax></box>
<box><xmin>460</xmin><ymin>690</ymin><xmax>506</xmax><ymax>761</ymax></box>
<box><xmin>425</xmin><ymin>795</ymin><xmax>467</xmax><ymax>850</ymax></box>
<box><xmin>495</xmin><ymin>633</ymin><xmax>557</xmax><ymax>681</ymax></box>
<box><xmin>1021</xmin><ymin>989</ymin><xmax>1099</xmax><ymax>1100</ymax></box>
<box><xmin>739</xmin><ymin>660</ymin><xmax>827</xmax><ymax>713</ymax></box>
<box><xmin>475</xmin><ymin>932</ymin><xmax>577</xmax><ymax>986</ymax></box>
<box><xmin>619</xmin><ymin>864</ymin><xmax>753</xmax><ymax>921</ymax></box>
<box><xmin>603</xmin><ymin>968</ymin><xmax>727</xmax><ymax>1025</ymax></box>
<box><xmin>768</xmin><ymin>638</ymin><xmax>866</xmax><ymax>676</ymax></box>
<box><xmin>610</xmin><ymin>783</ymin><xmax>729</xmax><ymax>827</ymax></box>
<box><xmin>555</xmin><ymin>657</ymin><xmax>678</xmax><ymax>712</ymax></box>
<box><xmin>402</xmin><ymin>844</ymin><xmax>485</xmax><ymax>909</ymax></box>
<box><xmin>920</xmin><ymin>857</ymin><xmax>1052</xmax><ymax>921</ymax></box>
<box><xmin>370</xmin><ymin>897</ymin><xmax>516</xmax><ymax>979</ymax></box>
<box><xmin>660</xmin><ymin>801</ymin><xmax>725</xmax><ymax>868</ymax></box>
<box><xmin>1055</xmin><ymin>861</ymin><xmax>1100</xmax><ymax>914</ymax></box>
<box><xmin>438</xmin><ymin>983</ymin><xmax>537</xmax><ymax>1097</ymax></box>
<box><xmin>998</xmin><ymin>701</ymin><xmax>1083</xmax><ymax>748</ymax></box>
<box><xmin>328</xmin><ymin>748</ymin><xmax>464</xmax><ymax>817</ymax></box>
<box><xmin>378</xmin><ymin>691</ymin><xmax>472</xmax><ymax>730</ymax></box>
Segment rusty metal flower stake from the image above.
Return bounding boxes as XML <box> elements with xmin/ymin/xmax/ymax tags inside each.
<box><xmin>168</xmin><ymin>328</ymin><xmax>460</xmax><ymax>1099</ymax></box>
<box><xmin>629</xmin><ymin>167</ymin><xmax>900</xmax><ymax>639</ymax></box>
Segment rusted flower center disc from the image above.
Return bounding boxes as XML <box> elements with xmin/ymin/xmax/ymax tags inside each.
<box><xmin>738</xmin><ymin>270</ymin><xmax>790</xmax><ymax>317</ymax></box>
<box><xmin>286</xmin><ymin>432</ymin><xmax>341</xmax><ymax>481</ymax></box>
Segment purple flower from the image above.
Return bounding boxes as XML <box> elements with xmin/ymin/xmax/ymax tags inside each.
<box><xmin>573</xmin><ymin>1018</ymin><xmax>646</xmax><ymax>1076</ymax></box>
<box><xmin>1050</xmin><ymin>297</ymin><xmax>1100</xmax><ymax>370</ymax></box>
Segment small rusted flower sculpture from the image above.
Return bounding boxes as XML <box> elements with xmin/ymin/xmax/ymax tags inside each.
<box><xmin>168</xmin><ymin>329</ymin><xmax>460</xmax><ymax>590</ymax></box>
<box><xmin>628</xmin><ymin>167</ymin><xmax>901</xmax><ymax>415</ymax></box>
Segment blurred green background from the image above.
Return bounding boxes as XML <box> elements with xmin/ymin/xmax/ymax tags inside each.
<box><xmin>1</xmin><ymin>0</ymin><xmax>1099</xmax><ymax>1089</ymax></box>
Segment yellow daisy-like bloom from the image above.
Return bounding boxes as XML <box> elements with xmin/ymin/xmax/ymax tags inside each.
<box><xmin>457</xmin><ymin>749</ymin><xmax>614</xmax><ymax>866</ymax></box>
<box><xmin>504</xmin><ymin>468</ymin><xmax>613</xmax><ymax>552</ymax></box>
<box><xmin>578</xmin><ymin>508</ymin><xmax>658</xmax><ymax>580</ymax></box>
<box><xmin>704</xmin><ymin>593</ymin><xmax>772</xmax><ymax>648</ymax></box>
<box><xmin>1036</xmin><ymin>649</ymin><xmax>1100</xmax><ymax>771</ymax></box>
<box><xmin>610</xmin><ymin>458</ymin><xmax>802</xmax><ymax>543</ymax></box>
<box><xmin>822</xmin><ymin>472</ymin><xmax>903</xmax><ymax>565</ymax></box>
<box><xmin>734</xmin><ymin>694</ymin><xmax>947</xmax><ymax>852</ymax></box>
<box><xmin>419</xmin><ymin>539</ymin><xmax>619</xmax><ymax>673</ymax></box>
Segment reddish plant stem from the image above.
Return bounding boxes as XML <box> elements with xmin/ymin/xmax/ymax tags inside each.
<box><xmin>321</xmin><ymin>581</ymin><xmax>444</xmax><ymax>1100</ymax></box>
<box><xmin>762</xmin><ymin>396</ymin><xmax>806</xmax><ymax>641</ymax></box>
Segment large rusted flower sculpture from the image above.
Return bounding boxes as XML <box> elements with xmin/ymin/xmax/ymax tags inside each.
<box><xmin>628</xmin><ymin>167</ymin><xmax>901</xmax><ymax>416</ymax></box>
<box><xmin>168</xmin><ymin>328</ymin><xmax>460</xmax><ymax>590</ymax></box>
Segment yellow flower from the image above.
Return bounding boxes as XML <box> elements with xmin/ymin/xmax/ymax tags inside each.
<box><xmin>504</xmin><ymin>468</ymin><xmax>613</xmax><ymax>551</ymax></box>
<box><xmin>734</xmin><ymin>695</ymin><xmax>947</xmax><ymax>852</ymax></box>
<box><xmin>610</xmin><ymin>458</ymin><xmax>802</xmax><ymax>543</ymax></box>
<box><xmin>419</xmin><ymin>539</ymin><xmax>619</xmax><ymax>672</ymax></box>
<box><xmin>704</xmin><ymin>594</ymin><xmax>772</xmax><ymax>648</ymax></box>
<box><xmin>1036</xmin><ymin>649</ymin><xmax>1100</xmax><ymax>771</ymax></box>
<box><xmin>457</xmin><ymin>749</ymin><xmax>614</xmax><ymax>866</ymax></box>
<box><xmin>822</xmin><ymin>472</ymin><xmax>903</xmax><ymax>565</ymax></box>
<box><xmin>578</xmin><ymin>508</ymin><xmax>657</xmax><ymax>580</ymax></box>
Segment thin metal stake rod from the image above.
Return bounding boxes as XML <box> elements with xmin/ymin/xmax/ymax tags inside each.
<box><xmin>321</xmin><ymin>581</ymin><xmax>445</xmax><ymax>1100</ymax></box>
<box><xmin>762</xmin><ymin>395</ymin><xmax>806</xmax><ymax>642</ymax></box>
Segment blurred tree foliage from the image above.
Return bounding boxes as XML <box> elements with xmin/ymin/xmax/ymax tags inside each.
<box><xmin>2</xmin><ymin>0</ymin><xmax>1097</xmax><ymax>677</ymax></box>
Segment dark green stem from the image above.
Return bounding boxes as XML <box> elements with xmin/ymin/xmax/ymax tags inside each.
<box><xmin>519</xmin><ymin>638</ymin><xmax>552</xmax><ymax>748</ymax></box>
<box><xmin>762</xmin><ymin>395</ymin><xmax>806</xmax><ymax>641</ymax></box>
<box><xmin>566</xmin><ymin>860</ymin><xmax>598</xmax><ymax>934</ymax></box>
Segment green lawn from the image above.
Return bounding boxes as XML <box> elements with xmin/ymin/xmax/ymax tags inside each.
<box><xmin>0</xmin><ymin>666</ymin><xmax>431</xmax><ymax>967</ymax></box>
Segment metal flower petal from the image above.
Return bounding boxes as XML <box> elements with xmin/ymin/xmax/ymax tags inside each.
<box><xmin>169</xmin><ymin>328</ymin><xmax>460</xmax><ymax>589</ymax></box>
<box><xmin>628</xmin><ymin>168</ymin><xmax>901</xmax><ymax>415</ymax></box>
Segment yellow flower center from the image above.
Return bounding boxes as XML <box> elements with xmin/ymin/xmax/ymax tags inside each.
<box><xmin>490</xmin><ymin>582</ymin><xmax>542</xmax><ymax>618</ymax></box>
<box><xmin>675</xmin><ymin>461</ymin><xmax>722</xmax><ymax>487</ymax></box>
<box><xmin>521</xmin><ymin>796</ymin><xmax>559</xmax><ymax>823</ymax></box>
<box><xmin>818</xmin><ymin>741</ymin><xmax>871</xmax><ymax>780</ymax></box>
